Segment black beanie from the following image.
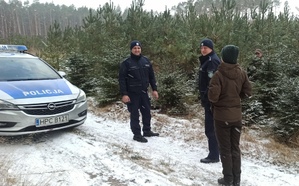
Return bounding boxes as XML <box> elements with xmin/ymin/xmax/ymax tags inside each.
<box><xmin>200</xmin><ymin>38</ymin><xmax>214</xmax><ymax>50</ymax></box>
<box><xmin>130</xmin><ymin>40</ymin><xmax>142</xmax><ymax>50</ymax></box>
<box><xmin>221</xmin><ymin>45</ymin><xmax>239</xmax><ymax>64</ymax></box>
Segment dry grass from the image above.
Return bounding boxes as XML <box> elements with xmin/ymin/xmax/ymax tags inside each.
<box><xmin>241</xmin><ymin>126</ymin><xmax>299</xmax><ymax>168</ymax></box>
<box><xmin>0</xmin><ymin>155</ymin><xmax>54</xmax><ymax>186</ymax></box>
<box><xmin>1</xmin><ymin>100</ymin><xmax>298</xmax><ymax>185</ymax></box>
<box><xmin>90</xmin><ymin>101</ymin><xmax>299</xmax><ymax>172</ymax></box>
<box><xmin>0</xmin><ymin>161</ymin><xmax>18</xmax><ymax>186</ymax></box>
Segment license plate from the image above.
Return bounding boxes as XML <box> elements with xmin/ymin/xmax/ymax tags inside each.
<box><xmin>35</xmin><ymin>115</ymin><xmax>69</xmax><ymax>127</ymax></box>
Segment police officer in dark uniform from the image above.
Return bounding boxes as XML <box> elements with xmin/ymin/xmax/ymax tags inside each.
<box><xmin>198</xmin><ymin>38</ymin><xmax>220</xmax><ymax>163</ymax></box>
<box><xmin>119</xmin><ymin>40</ymin><xmax>159</xmax><ymax>143</ymax></box>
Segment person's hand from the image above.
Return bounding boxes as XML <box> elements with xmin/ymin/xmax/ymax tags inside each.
<box><xmin>200</xmin><ymin>100</ymin><xmax>205</xmax><ymax>107</ymax></box>
<box><xmin>210</xmin><ymin>105</ymin><xmax>214</xmax><ymax>113</ymax></box>
<box><xmin>122</xmin><ymin>95</ymin><xmax>130</xmax><ymax>103</ymax></box>
<box><xmin>152</xmin><ymin>91</ymin><xmax>158</xmax><ymax>100</ymax></box>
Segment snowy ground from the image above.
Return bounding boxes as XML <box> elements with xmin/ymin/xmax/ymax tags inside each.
<box><xmin>0</xmin><ymin>102</ymin><xmax>298</xmax><ymax>186</ymax></box>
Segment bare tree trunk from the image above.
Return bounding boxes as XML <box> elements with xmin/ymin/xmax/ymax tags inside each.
<box><xmin>34</xmin><ymin>10</ymin><xmax>38</xmax><ymax>35</ymax></box>
<box><xmin>22</xmin><ymin>16</ymin><xmax>25</xmax><ymax>35</ymax></box>
<box><xmin>0</xmin><ymin>14</ymin><xmax>4</xmax><ymax>38</ymax></box>
<box><xmin>15</xmin><ymin>9</ymin><xmax>22</xmax><ymax>34</ymax></box>
<box><xmin>43</xmin><ymin>15</ymin><xmax>47</xmax><ymax>36</ymax></box>
<box><xmin>8</xmin><ymin>11</ymin><xmax>13</xmax><ymax>36</ymax></box>
<box><xmin>28</xmin><ymin>10</ymin><xmax>33</xmax><ymax>36</ymax></box>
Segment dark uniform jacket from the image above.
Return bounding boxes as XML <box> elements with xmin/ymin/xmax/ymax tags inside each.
<box><xmin>199</xmin><ymin>51</ymin><xmax>220</xmax><ymax>106</ymax></box>
<box><xmin>208</xmin><ymin>62</ymin><xmax>252</xmax><ymax>122</ymax></box>
<box><xmin>119</xmin><ymin>54</ymin><xmax>157</xmax><ymax>96</ymax></box>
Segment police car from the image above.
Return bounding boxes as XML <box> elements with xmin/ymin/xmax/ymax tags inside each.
<box><xmin>0</xmin><ymin>44</ymin><xmax>87</xmax><ymax>136</ymax></box>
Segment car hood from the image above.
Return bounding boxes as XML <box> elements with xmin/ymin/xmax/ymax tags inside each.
<box><xmin>0</xmin><ymin>79</ymin><xmax>80</xmax><ymax>104</ymax></box>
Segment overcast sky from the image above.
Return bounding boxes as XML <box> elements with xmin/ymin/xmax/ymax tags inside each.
<box><xmin>14</xmin><ymin>0</ymin><xmax>299</xmax><ymax>13</ymax></box>
<box><xmin>25</xmin><ymin>0</ymin><xmax>183</xmax><ymax>12</ymax></box>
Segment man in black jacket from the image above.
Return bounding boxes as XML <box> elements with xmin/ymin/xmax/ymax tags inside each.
<box><xmin>198</xmin><ymin>38</ymin><xmax>220</xmax><ymax>163</ymax></box>
<box><xmin>118</xmin><ymin>40</ymin><xmax>159</xmax><ymax>143</ymax></box>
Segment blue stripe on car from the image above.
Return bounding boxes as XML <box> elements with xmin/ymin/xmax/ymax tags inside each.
<box><xmin>0</xmin><ymin>79</ymin><xmax>72</xmax><ymax>99</ymax></box>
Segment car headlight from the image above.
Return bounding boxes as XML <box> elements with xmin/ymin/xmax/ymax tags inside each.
<box><xmin>76</xmin><ymin>90</ymin><xmax>86</xmax><ymax>104</ymax></box>
<box><xmin>0</xmin><ymin>100</ymin><xmax>19</xmax><ymax>110</ymax></box>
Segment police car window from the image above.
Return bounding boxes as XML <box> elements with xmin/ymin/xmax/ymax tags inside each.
<box><xmin>0</xmin><ymin>58</ymin><xmax>61</xmax><ymax>81</ymax></box>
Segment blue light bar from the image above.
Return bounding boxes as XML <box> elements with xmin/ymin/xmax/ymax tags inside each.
<box><xmin>0</xmin><ymin>44</ymin><xmax>28</xmax><ymax>52</ymax></box>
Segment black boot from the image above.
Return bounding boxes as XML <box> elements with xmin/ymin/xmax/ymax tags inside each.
<box><xmin>218</xmin><ymin>178</ymin><xmax>233</xmax><ymax>186</ymax></box>
<box><xmin>133</xmin><ymin>135</ymin><xmax>148</xmax><ymax>143</ymax></box>
<box><xmin>233</xmin><ymin>182</ymin><xmax>240</xmax><ymax>186</ymax></box>
<box><xmin>200</xmin><ymin>157</ymin><xmax>219</xmax><ymax>163</ymax></box>
<box><xmin>234</xmin><ymin>174</ymin><xmax>241</xmax><ymax>186</ymax></box>
<box><xmin>233</xmin><ymin>177</ymin><xmax>240</xmax><ymax>186</ymax></box>
<box><xmin>143</xmin><ymin>131</ymin><xmax>159</xmax><ymax>137</ymax></box>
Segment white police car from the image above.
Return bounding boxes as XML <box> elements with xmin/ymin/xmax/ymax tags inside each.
<box><xmin>0</xmin><ymin>44</ymin><xmax>87</xmax><ymax>136</ymax></box>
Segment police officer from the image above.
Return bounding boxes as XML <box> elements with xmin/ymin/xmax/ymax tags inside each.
<box><xmin>118</xmin><ymin>40</ymin><xmax>159</xmax><ymax>143</ymax></box>
<box><xmin>198</xmin><ymin>38</ymin><xmax>220</xmax><ymax>163</ymax></box>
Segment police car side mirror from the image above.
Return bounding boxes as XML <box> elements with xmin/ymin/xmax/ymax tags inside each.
<box><xmin>58</xmin><ymin>71</ymin><xmax>66</xmax><ymax>77</ymax></box>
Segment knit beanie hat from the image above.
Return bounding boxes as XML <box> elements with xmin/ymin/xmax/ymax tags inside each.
<box><xmin>130</xmin><ymin>40</ymin><xmax>142</xmax><ymax>50</ymax></box>
<box><xmin>221</xmin><ymin>45</ymin><xmax>239</xmax><ymax>64</ymax></box>
<box><xmin>200</xmin><ymin>38</ymin><xmax>214</xmax><ymax>50</ymax></box>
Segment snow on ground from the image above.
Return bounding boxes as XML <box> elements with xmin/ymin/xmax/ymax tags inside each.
<box><xmin>0</xmin><ymin>102</ymin><xmax>298</xmax><ymax>186</ymax></box>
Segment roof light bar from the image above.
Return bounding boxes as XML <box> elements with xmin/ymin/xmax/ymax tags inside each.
<box><xmin>0</xmin><ymin>45</ymin><xmax>28</xmax><ymax>53</ymax></box>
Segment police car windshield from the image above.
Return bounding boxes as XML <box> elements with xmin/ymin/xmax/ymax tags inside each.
<box><xmin>0</xmin><ymin>58</ymin><xmax>61</xmax><ymax>81</ymax></box>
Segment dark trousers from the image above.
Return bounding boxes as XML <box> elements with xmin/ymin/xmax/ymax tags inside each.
<box><xmin>127</xmin><ymin>92</ymin><xmax>151</xmax><ymax>135</ymax></box>
<box><xmin>214</xmin><ymin>120</ymin><xmax>242</xmax><ymax>183</ymax></box>
<box><xmin>204</xmin><ymin>103</ymin><xmax>219</xmax><ymax>159</ymax></box>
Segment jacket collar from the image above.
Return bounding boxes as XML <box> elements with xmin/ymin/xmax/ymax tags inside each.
<box><xmin>130</xmin><ymin>52</ymin><xmax>141</xmax><ymax>61</ymax></box>
<box><xmin>199</xmin><ymin>51</ymin><xmax>215</xmax><ymax>63</ymax></box>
